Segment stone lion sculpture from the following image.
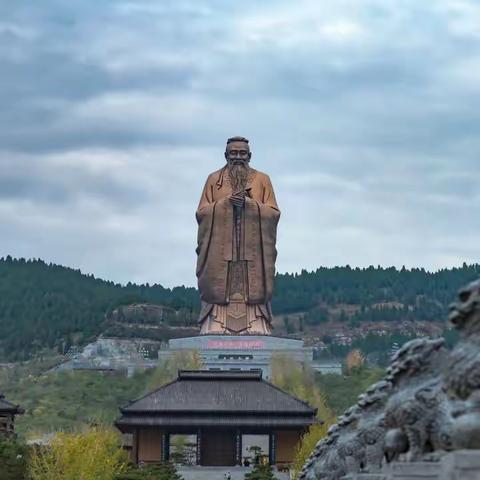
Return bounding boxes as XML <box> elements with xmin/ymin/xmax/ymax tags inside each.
<box><xmin>445</xmin><ymin>279</ymin><xmax>480</xmax><ymax>449</ymax></box>
<box><xmin>300</xmin><ymin>338</ymin><xmax>451</xmax><ymax>479</ymax></box>
<box><xmin>299</xmin><ymin>277</ymin><xmax>480</xmax><ymax>479</ymax></box>
<box><xmin>383</xmin><ymin>337</ymin><xmax>453</xmax><ymax>461</ymax></box>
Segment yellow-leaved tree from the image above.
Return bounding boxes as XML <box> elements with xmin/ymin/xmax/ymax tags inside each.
<box><xmin>146</xmin><ymin>350</ymin><xmax>203</xmax><ymax>391</ymax></box>
<box><xmin>28</xmin><ymin>426</ymin><xmax>127</xmax><ymax>480</ymax></box>
<box><xmin>345</xmin><ymin>348</ymin><xmax>365</xmax><ymax>373</ymax></box>
<box><xmin>270</xmin><ymin>354</ymin><xmax>336</xmax><ymax>479</ymax></box>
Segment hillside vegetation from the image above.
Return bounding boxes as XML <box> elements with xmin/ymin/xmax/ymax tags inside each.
<box><xmin>0</xmin><ymin>351</ymin><xmax>202</xmax><ymax>438</ymax></box>
<box><xmin>0</xmin><ymin>257</ymin><xmax>198</xmax><ymax>360</ymax></box>
<box><xmin>0</xmin><ymin>256</ymin><xmax>478</xmax><ymax>360</ymax></box>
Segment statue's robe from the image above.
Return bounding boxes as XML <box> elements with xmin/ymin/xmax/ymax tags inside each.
<box><xmin>196</xmin><ymin>166</ymin><xmax>280</xmax><ymax>334</ymax></box>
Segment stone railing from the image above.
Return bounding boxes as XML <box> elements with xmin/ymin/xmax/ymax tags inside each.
<box><xmin>299</xmin><ymin>279</ymin><xmax>480</xmax><ymax>480</ymax></box>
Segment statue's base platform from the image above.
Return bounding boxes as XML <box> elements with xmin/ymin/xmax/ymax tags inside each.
<box><xmin>442</xmin><ymin>450</ymin><xmax>480</xmax><ymax>480</ymax></box>
<box><xmin>158</xmin><ymin>334</ymin><xmax>312</xmax><ymax>380</ymax></box>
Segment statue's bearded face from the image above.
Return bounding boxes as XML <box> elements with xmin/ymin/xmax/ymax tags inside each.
<box><xmin>225</xmin><ymin>141</ymin><xmax>251</xmax><ymax>192</ymax></box>
<box><xmin>225</xmin><ymin>141</ymin><xmax>251</xmax><ymax>166</ymax></box>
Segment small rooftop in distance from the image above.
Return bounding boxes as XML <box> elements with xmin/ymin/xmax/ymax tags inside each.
<box><xmin>0</xmin><ymin>393</ymin><xmax>24</xmax><ymax>414</ymax></box>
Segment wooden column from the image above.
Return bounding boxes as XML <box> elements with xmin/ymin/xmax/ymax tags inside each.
<box><xmin>133</xmin><ymin>428</ymin><xmax>139</xmax><ymax>464</ymax></box>
<box><xmin>235</xmin><ymin>429</ymin><xmax>242</xmax><ymax>465</ymax></box>
<box><xmin>196</xmin><ymin>429</ymin><xmax>202</xmax><ymax>465</ymax></box>
<box><xmin>268</xmin><ymin>432</ymin><xmax>276</xmax><ymax>466</ymax></box>
<box><xmin>161</xmin><ymin>432</ymin><xmax>170</xmax><ymax>462</ymax></box>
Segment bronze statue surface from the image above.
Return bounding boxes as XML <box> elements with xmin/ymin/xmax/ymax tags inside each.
<box><xmin>195</xmin><ymin>136</ymin><xmax>280</xmax><ymax>335</ymax></box>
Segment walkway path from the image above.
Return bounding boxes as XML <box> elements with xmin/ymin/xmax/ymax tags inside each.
<box><xmin>178</xmin><ymin>466</ymin><xmax>290</xmax><ymax>480</ymax></box>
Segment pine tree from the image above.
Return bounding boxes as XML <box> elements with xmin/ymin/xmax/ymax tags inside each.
<box><xmin>244</xmin><ymin>463</ymin><xmax>277</xmax><ymax>480</ymax></box>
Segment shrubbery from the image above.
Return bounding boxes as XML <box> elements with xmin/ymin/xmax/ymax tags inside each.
<box><xmin>244</xmin><ymin>463</ymin><xmax>277</xmax><ymax>480</ymax></box>
<box><xmin>0</xmin><ymin>437</ymin><xmax>28</xmax><ymax>480</ymax></box>
<box><xmin>28</xmin><ymin>426</ymin><xmax>127</xmax><ymax>480</ymax></box>
<box><xmin>0</xmin><ymin>431</ymin><xmax>184</xmax><ymax>480</ymax></box>
<box><xmin>116</xmin><ymin>463</ymin><xmax>183</xmax><ymax>480</ymax></box>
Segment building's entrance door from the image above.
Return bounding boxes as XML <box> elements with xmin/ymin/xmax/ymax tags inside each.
<box><xmin>201</xmin><ymin>431</ymin><xmax>236</xmax><ymax>466</ymax></box>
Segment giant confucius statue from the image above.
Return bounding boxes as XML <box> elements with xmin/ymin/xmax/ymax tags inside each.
<box><xmin>195</xmin><ymin>136</ymin><xmax>280</xmax><ymax>335</ymax></box>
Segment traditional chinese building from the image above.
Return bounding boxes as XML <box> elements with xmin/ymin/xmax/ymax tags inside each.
<box><xmin>115</xmin><ymin>370</ymin><xmax>317</xmax><ymax>467</ymax></box>
<box><xmin>0</xmin><ymin>393</ymin><xmax>24</xmax><ymax>437</ymax></box>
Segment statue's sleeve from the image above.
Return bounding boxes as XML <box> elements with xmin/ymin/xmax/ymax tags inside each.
<box><xmin>195</xmin><ymin>176</ymin><xmax>232</xmax><ymax>303</ymax></box>
<box><xmin>260</xmin><ymin>176</ymin><xmax>280</xmax><ymax>300</ymax></box>
<box><xmin>261</xmin><ymin>175</ymin><xmax>280</xmax><ymax>213</ymax></box>
<box><xmin>195</xmin><ymin>177</ymin><xmax>215</xmax><ymax>274</ymax></box>
<box><xmin>197</xmin><ymin>177</ymin><xmax>214</xmax><ymax>213</ymax></box>
<box><xmin>245</xmin><ymin>174</ymin><xmax>280</xmax><ymax>303</ymax></box>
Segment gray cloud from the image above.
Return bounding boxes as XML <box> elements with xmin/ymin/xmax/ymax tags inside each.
<box><xmin>0</xmin><ymin>0</ymin><xmax>479</xmax><ymax>286</ymax></box>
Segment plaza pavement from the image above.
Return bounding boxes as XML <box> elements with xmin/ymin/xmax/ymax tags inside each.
<box><xmin>178</xmin><ymin>465</ymin><xmax>291</xmax><ymax>480</ymax></box>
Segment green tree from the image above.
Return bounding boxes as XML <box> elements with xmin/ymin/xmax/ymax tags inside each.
<box><xmin>271</xmin><ymin>355</ymin><xmax>336</xmax><ymax>479</ymax></box>
<box><xmin>0</xmin><ymin>437</ymin><xmax>28</xmax><ymax>480</ymax></box>
<box><xmin>146</xmin><ymin>351</ymin><xmax>202</xmax><ymax>391</ymax></box>
<box><xmin>271</xmin><ymin>354</ymin><xmax>335</xmax><ymax>425</ymax></box>
<box><xmin>316</xmin><ymin>367</ymin><xmax>384</xmax><ymax>415</ymax></box>
<box><xmin>291</xmin><ymin>424</ymin><xmax>325</xmax><ymax>480</ymax></box>
<box><xmin>244</xmin><ymin>463</ymin><xmax>277</xmax><ymax>480</ymax></box>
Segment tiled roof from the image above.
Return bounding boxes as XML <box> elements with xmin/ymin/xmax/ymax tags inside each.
<box><xmin>120</xmin><ymin>370</ymin><xmax>316</xmax><ymax>415</ymax></box>
<box><xmin>0</xmin><ymin>393</ymin><xmax>24</xmax><ymax>414</ymax></box>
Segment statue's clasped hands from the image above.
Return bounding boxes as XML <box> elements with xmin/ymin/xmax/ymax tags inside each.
<box><xmin>229</xmin><ymin>191</ymin><xmax>245</xmax><ymax>208</ymax></box>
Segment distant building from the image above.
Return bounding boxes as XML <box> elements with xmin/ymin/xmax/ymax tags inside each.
<box><xmin>48</xmin><ymin>337</ymin><xmax>160</xmax><ymax>376</ymax></box>
<box><xmin>333</xmin><ymin>335</ymin><xmax>352</xmax><ymax>346</ymax></box>
<box><xmin>0</xmin><ymin>393</ymin><xmax>24</xmax><ymax>437</ymax></box>
<box><xmin>48</xmin><ymin>334</ymin><xmax>342</xmax><ymax>379</ymax></box>
<box><xmin>116</xmin><ymin>370</ymin><xmax>318</xmax><ymax>467</ymax></box>
<box><xmin>310</xmin><ymin>360</ymin><xmax>343</xmax><ymax>375</ymax></box>
<box><xmin>158</xmin><ymin>335</ymin><xmax>313</xmax><ymax>380</ymax></box>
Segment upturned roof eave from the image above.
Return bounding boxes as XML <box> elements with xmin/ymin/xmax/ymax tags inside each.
<box><xmin>114</xmin><ymin>415</ymin><xmax>321</xmax><ymax>431</ymax></box>
<box><xmin>0</xmin><ymin>405</ymin><xmax>25</xmax><ymax>415</ymax></box>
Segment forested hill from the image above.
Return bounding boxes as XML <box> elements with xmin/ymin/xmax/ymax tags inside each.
<box><xmin>273</xmin><ymin>263</ymin><xmax>480</xmax><ymax>323</ymax></box>
<box><xmin>0</xmin><ymin>256</ymin><xmax>479</xmax><ymax>360</ymax></box>
<box><xmin>0</xmin><ymin>256</ymin><xmax>198</xmax><ymax>361</ymax></box>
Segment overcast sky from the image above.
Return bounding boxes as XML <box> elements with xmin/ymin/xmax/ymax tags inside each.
<box><xmin>1</xmin><ymin>0</ymin><xmax>479</xmax><ymax>287</ymax></box>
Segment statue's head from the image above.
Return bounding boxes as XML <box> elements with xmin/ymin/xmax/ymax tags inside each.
<box><xmin>224</xmin><ymin>136</ymin><xmax>252</xmax><ymax>166</ymax></box>
<box><xmin>386</xmin><ymin>337</ymin><xmax>446</xmax><ymax>382</ymax></box>
<box><xmin>449</xmin><ymin>278</ymin><xmax>480</xmax><ymax>334</ymax></box>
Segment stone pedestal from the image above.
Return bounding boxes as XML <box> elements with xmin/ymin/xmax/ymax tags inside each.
<box><xmin>440</xmin><ymin>450</ymin><xmax>480</xmax><ymax>480</ymax></box>
<box><xmin>389</xmin><ymin>462</ymin><xmax>441</xmax><ymax>480</ymax></box>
